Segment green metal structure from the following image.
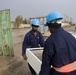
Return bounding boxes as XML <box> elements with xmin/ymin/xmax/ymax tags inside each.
<box><xmin>0</xmin><ymin>9</ymin><xmax>14</xmax><ymax>56</ymax></box>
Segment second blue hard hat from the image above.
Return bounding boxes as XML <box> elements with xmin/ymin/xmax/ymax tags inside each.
<box><xmin>46</xmin><ymin>11</ymin><xmax>63</xmax><ymax>25</ymax></box>
<box><xmin>31</xmin><ymin>19</ymin><xmax>40</xmax><ymax>26</ymax></box>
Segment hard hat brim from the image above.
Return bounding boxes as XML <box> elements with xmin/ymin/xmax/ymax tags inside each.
<box><xmin>32</xmin><ymin>25</ymin><xmax>39</xmax><ymax>27</ymax></box>
<box><xmin>45</xmin><ymin>18</ymin><xmax>63</xmax><ymax>26</ymax></box>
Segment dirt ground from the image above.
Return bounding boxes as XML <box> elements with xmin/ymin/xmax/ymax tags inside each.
<box><xmin>0</xmin><ymin>28</ymin><xmax>31</xmax><ymax>75</ymax></box>
<box><xmin>0</xmin><ymin>26</ymin><xmax>75</xmax><ymax>75</ymax></box>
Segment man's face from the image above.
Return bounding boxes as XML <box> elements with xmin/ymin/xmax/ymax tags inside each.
<box><xmin>32</xmin><ymin>25</ymin><xmax>39</xmax><ymax>32</ymax></box>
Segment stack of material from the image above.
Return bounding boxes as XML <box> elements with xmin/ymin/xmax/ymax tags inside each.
<box><xmin>26</xmin><ymin>48</ymin><xmax>43</xmax><ymax>74</ymax></box>
<box><xmin>43</xmin><ymin>31</ymin><xmax>51</xmax><ymax>37</ymax></box>
<box><xmin>43</xmin><ymin>31</ymin><xmax>51</xmax><ymax>41</ymax></box>
<box><xmin>19</xmin><ymin>24</ymin><xmax>31</xmax><ymax>28</ymax></box>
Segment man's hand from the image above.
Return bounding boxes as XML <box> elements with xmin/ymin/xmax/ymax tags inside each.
<box><xmin>22</xmin><ymin>54</ymin><xmax>27</xmax><ymax>60</ymax></box>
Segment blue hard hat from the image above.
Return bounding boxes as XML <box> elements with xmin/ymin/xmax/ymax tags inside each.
<box><xmin>46</xmin><ymin>11</ymin><xmax>63</xmax><ymax>25</ymax></box>
<box><xmin>31</xmin><ymin>19</ymin><xmax>40</xmax><ymax>26</ymax></box>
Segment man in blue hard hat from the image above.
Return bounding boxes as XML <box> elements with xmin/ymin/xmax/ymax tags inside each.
<box><xmin>22</xmin><ymin>19</ymin><xmax>44</xmax><ymax>75</ymax></box>
<box><xmin>39</xmin><ymin>11</ymin><xmax>76</xmax><ymax>75</ymax></box>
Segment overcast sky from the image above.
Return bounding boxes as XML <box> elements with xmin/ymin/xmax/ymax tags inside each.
<box><xmin>0</xmin><ymin>0</ymin><xmax>76</xmax><ymax>23</ymax></box>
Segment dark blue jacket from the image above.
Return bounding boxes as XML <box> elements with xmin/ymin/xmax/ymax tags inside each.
<box><xmin>22</xmin><ymin>30</ymin><xmax>44</xmax><ymax>55</ymax></box>
<box><xmin>39</xmin><ymin>28</ymin><xmax>76</xmax><ymax>75</ymax></box>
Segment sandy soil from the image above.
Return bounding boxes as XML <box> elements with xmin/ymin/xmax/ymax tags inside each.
<box><xmin>0</xmin><ymin>28</ymin><xmax>31</xmax><ymax>75</ymax></box>
<box><xmin>0</xmin><ymin>26</ymin><xmax>75</xmax><ymax>75</ymax></box>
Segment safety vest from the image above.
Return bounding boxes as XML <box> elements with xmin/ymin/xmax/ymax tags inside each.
<box><xmin>53</xmin><ymin>61</ymin><xmax>76</xmax><ymax>73</ymax></box>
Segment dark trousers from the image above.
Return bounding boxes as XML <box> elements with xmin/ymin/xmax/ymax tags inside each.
<box><xmin>28</xmin><ymin>63</ymin><xmax>37</xmax><ymax>75</ymax></box>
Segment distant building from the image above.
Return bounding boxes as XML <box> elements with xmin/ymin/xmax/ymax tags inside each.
<box><xmin>19</xmin><ymin>24</ymin><xmax>31</xmax><ymax>28</ymax></box>
<box><xmin>62</xmin><ymin>22</ymin><xmax>70</xmax><ymax>27</ymax></box>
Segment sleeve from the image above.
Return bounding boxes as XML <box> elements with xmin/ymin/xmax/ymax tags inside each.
<box><xmin>22</xmin><ymin>34</ymin><xmax>28</xmax><ymax>55</ymax></box>
<box><xmin>39</xmin><ymin>40</ymin><xmax>54</xmax><ymax>75</ymax></box>
<box><xmin>39</xmin><ymin>33</ymin><xmax>44</xmax><ymax>47</ymax></box>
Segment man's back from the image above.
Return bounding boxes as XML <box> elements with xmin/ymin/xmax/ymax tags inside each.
<box><xmin>47</xmin><ymin>28</ymin><xmax>76</xmax><ymax>67</ymax></box>
<box><xmin>43</xmin><ymin>28</ymin><xmax>76</xmax><ymax>75</ymax></box>
<box><xmin>39</xmin><ymin>10</ymin><xmax>76</xmax><ymax>75</ymax></box>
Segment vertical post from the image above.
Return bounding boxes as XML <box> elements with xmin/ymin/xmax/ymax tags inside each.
<box><xmin>0</xmin><ymin>9</ymin><xmax>14</xmax><ymax>56</ymax></box>
<box><xmin>0</xmin><ymin>12</ymin><xmax>3</xmax><ymax>55</ymax></box>
<box><xmin>6</xmin><ymin>9</ymin><xmax>14</xmax><ymax>56</ymax></box>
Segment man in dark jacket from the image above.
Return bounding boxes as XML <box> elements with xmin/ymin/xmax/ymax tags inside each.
<box><xmin>22</xmin><ymin>19</ymin><xmax>44</xmax><ymax>75</ymax></box>
<box><xmin>39</xmin><ymin>11</ymin><xmax>76</xmax><ymax>75</ymax></box>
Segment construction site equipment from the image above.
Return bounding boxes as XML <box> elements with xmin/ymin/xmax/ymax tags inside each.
<box><xmin>26</xmin><ymin>47</ymin><xmax>43</xmax><ymax>74</ymax></box>
<box><xmin>0</xmin><ymin>9</ymin><xmax>14</xmax><ymax>56</ymax></box>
